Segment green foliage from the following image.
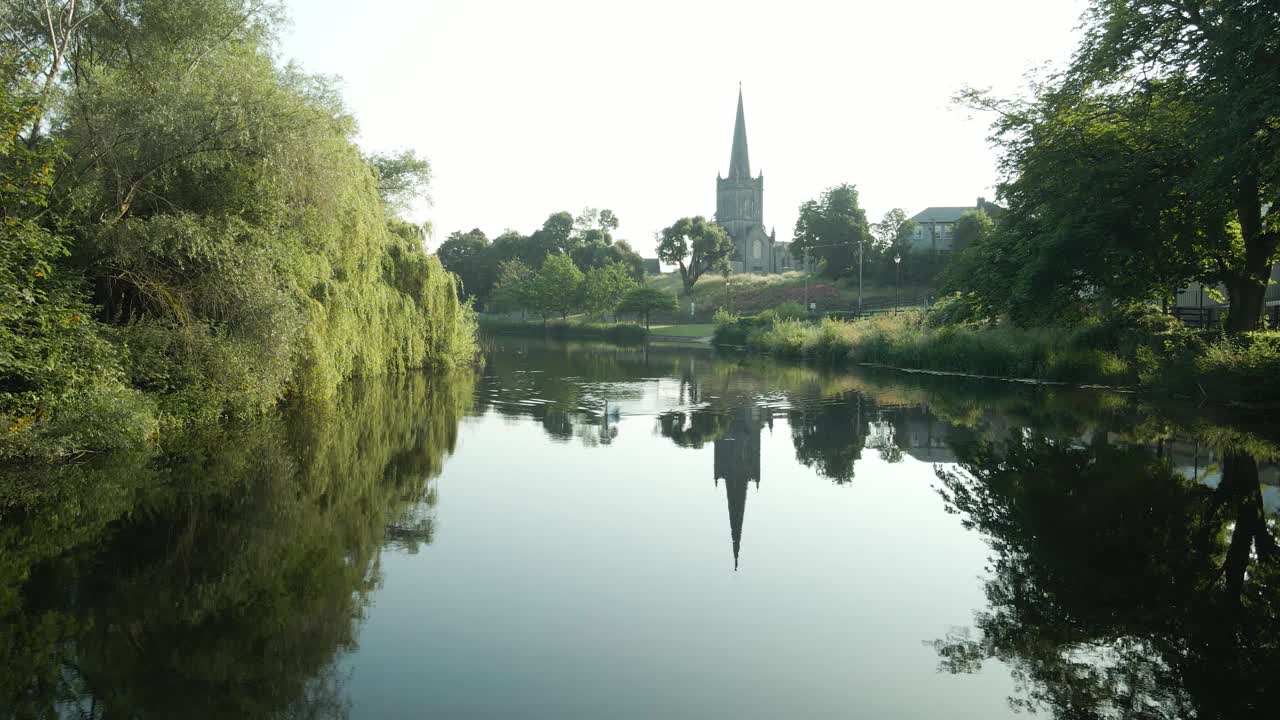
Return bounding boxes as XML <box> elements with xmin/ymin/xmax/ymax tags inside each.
<box><xmin>1191</xmin><ymin>332</ymin><xmax>1280</xmax><ymax>402</ymax></box>
<box><xmin>760</xmin><ymin>302</ymin><xmax>807</xmax><ymax>323</ymax></box>
<box><xmin>0</xmin><ymin>1</ymin><xmax>477</xmax><ymax>462</ymax></box>
<box><xmin>488</xmin><ymin>257</ymin><xmax>536</xmax><ymax>314</ymax></box>
<box><xmin>950</xmin><ymin>209</ymin><xmax>992</xmax><ymax>254</ymax></box>
<box><xmin>712</xmin><ymin>307</ymin><xmax>738</xmax><ymax>326</ymax></box>
<box><xmin>580</xmin><ymin>262</ymin><xmax>638</xmax><ymax>317</ymax></box>
<box><xmin>721</xmin><ymin>300</ymin><xmax>1280</xmax><ymax>403</ymax></box>
<box><xmin>791</xmin><ymin>184</ymin><xmax>872</xmax><ymax>278</ymax></box>
<box><xmin>951</xmin><ymin>84</ymin><xmax>1212</xmax><ymax>326</ymax></box>
<box><xmin>530</xmin><ymin>254</ymin><xmax>585</xmax><ymax>319</ymax></box>
<box><xmin>871</xmin><ymin>208</ymin><xmax>913</xmax><ymax>253</ymax></box>
<box><xmin>656</xmin><ymin>216</ymin><xmax>735</xmax><ymax>294</ymax></box>
<box><xmin>368</xmin><ymin>148</ymin><xmax>432</xmax><ymax>215</ymax></box>
<box><xmin>0</xmin><ymin>50</ymin><xmax>153</xmax><ymax>460</ymax></box>
<box><xmin>726</xmin><ymin>311</ymin><xmax>1129</xmax><ymax>382</ymax></box>
<box><xmin>616</xmin><ymin>285</ymin><xmax>677</xmax><ymax>329</ymax></box>
<box><xmin>437</xmin><ymin>228</ymin><xmax>496</xmax><ymax>299</ymax></box>
<box><xmin>435</xmin><ymin>209</ymin><xmax>643</xmax><ymax>308</ymax></box>
<box><xmin>954</xmin><ymin>0</ymin><xmax>1280</xmax><ymax>331</ymax></box>
<box><xmin>924</xmin><ymin>292</ymin><xmax>990</xmax><ymax>328</ymax></box>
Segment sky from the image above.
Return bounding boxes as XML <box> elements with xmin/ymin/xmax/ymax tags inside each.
<box><xmin>278</xmin><ymin>0</ymin><xmax>1089</xmax><ymax>256</ymax></box>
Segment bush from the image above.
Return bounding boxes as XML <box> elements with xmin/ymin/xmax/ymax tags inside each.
<box><xmin>926</xmin><ymin>292</ymin><xmax>991</xmax><ymax>327</ymax></box>
<box><xmin>712</xmin><ymin>314</ymin><xmax>772</xmax><ymax>347</ymax></box>
<box><xmin>712</xmin><ymin>308</ymin><xmax>738</xmax><ymax>326</ymax></box>
<box><xmin>772</xmin><ymin>302</ymin><xmax>808</xmax><ymax>321</ymax></box>
<box><xmin>1072</xmin><ymin>303</ymin><xmax>1188</xmax><ymax>356</ymax></box>
<box><xmin>1189</xmin><ymin>332</ymin><xmax>1280</xmax><ymax>402</ymax></box>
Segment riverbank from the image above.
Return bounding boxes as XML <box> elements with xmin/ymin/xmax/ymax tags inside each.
<box><xmin>480</xmin><ymin>318</ymin><xmax>721</xmax><ymax>344</ymax></box>
<box><xmin>480</xmin><ymin>318</ymin><xmax>649</xmax><ymax>343</ymax></box>
<box><xmin>713</xmin><ymin>309</ymin><xmax>1280</xmax><ymax>405</ymax></box>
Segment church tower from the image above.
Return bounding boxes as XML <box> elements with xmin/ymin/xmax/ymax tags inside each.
<box><xmin>716</xmin><ymin>86</ymin><xmax>774</xmax><ymax>273</ymax></box>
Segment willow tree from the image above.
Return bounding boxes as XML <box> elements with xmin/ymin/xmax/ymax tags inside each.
<box><xmin>1</xmin><ymin>0</ymin><xmax>476</xmax><ymax>459</ymax></box>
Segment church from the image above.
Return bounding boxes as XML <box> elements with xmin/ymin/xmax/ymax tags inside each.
<box><xmin>716</xmin><ymin>87</ymin><xmax>799</xmax><ymax>274</ymax></box>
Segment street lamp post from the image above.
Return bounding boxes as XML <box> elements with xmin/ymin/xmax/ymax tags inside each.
<box><xmin>803</xmin><ymin>246</ymin><xmax>809</xmax><ymax>312</ymax></box>
<box><xmin>893</xmin><ymin>253</ymin><xmax>902</xmax><ymax>315</ymax></box>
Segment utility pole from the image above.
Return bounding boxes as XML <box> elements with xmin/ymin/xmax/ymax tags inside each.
<box><xmin>857</xmin><ymin>238</ymin><xmax>864</xmax><ymax>317</ymax></box>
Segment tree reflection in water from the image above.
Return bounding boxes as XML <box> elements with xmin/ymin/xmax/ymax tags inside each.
<box><xmin>934</xmin><ymin>435</ymin><xmax>1280</xmax><ymax>719</ymax></box>
<box><xmin>0</xmin><ymin>371</ymin><xmax>474</xmax><ymax>719</ymax></box>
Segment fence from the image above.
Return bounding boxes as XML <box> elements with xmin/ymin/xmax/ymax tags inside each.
<box><xmin>822</xmin><ymin>296</ymin><xmax>931</xmax><ymax>321</ymax></box>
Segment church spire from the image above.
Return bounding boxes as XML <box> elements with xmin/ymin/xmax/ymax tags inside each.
<box><xmin>728</xmin><ymin>85</ymin><xmax>750</xmax><ymax>180</ymax></box>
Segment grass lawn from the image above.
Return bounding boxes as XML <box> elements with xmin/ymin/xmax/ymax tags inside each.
<box><xmin>648</xmin><ymin>323</ymin><xmax>716</xmax><ymax>338</ymax></box>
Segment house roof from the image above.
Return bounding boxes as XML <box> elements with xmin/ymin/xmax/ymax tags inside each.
<box><xmin>910</xmin><ymin>207</ymin><xmax>972</xmax><ymax>223</ymax></box>
<box><xmin>910</xmin><ymin>198</ymin><xmax>1006</xmax><ymax>224</ymax></box>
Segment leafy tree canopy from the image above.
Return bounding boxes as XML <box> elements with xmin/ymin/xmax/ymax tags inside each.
<box><xmin>530</xmin><ymin>254</ymin><xmax>584</xmax><ymax>320</ymax></box>
<box><xmin>617</xmin><ymin>286</ymin><xmax>677</xmax><ymax>329</ymax></box>
<box><xmin>791</xmin><ymin>184</ymin><xmax>871</xmax><ymax>279</ymax></box>
<box><xmin>954</xmin><ymin>0</ymin><xmax>1280</xmax><ymax>330</ymax></box>
<box><xmin>580</xmin><ymin>262</ymin><xmax>638</xmax><ymax>317</ymax></box>
<box><xmin>0</xmin><ymin>0</ymin><xmax>477</xmax><ymax>461</ymax></box>
<box><xmin>656</xmin><ymin>216</ymin><xmax>734</xmax><ymax>294</ymax></box>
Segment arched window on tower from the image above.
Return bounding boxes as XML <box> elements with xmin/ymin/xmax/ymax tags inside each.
<box><xmin>752</xmin><ymin>239</ymin><xmax>763</xmax><ymax>260</ymax></box>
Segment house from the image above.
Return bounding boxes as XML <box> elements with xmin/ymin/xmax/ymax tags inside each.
<box><xmin>907</xmin><ymin>197</ymin><xmax>1004</xmax><ymax>253</ymax></box>
<box><xmin>1173</xmin><ymin>264</ymin><xmax>1280</xmax><ymax>327</ymax></box>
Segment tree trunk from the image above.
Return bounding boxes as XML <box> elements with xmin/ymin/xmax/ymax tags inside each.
<box><xmin>679</xmin><ymin>263</ymin><xmax>694</xmax><ymax>295</ymax></box>
<box><xmin>1226</xmin><ymin>278</ymin><xmax>1266</xmax><ymax>333</ymax></box>
<box><xmin>1219</xmin><ymin>450</ymin><xmax>1265</xmax><ymax>603</ymax></box>
<box><xmin>1227</xmin><ymin>174</ymin><xmax>1278</xmax><ymax>333</ymax></box>
<box><xmin>644</xmin><ymin>311</ymin><xmax>650</xmax><ymax>331</ymax></box>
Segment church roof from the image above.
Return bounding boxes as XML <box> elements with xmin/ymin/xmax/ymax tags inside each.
<box><xmin>728</xmin><ymin>86</ymin><xmax>751</xmax><ymax>180</ymax></box>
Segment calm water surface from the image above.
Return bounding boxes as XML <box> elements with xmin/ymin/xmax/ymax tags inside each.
<box><xmin>3</xmin><ymin>337</ymin><xmax>1278</xmax><ymax>718</ymax></box>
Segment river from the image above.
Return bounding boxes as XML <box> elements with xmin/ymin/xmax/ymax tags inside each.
<box><xmin>3</xmin><ymin>336</ymin><xmax>1277</xmax><ymax>718</ymax></box>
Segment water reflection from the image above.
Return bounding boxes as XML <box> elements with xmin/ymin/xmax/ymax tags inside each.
<box><xmin>3</xmin><ymin>336</ymin><xmax>1278</xmax><ymax>718</ymax></box>
<box><xmin>473</xmin><ymin>338</ymin><xmax>1279</xmax><ymax>716</ymax></box>
<box><xmin>0</xmin><ymin>371</ymin><xmax>473</xmax><ymax>718</ymax></box>
<box><xmin>933</xmin><ymin>434</ymin><xmax>1280</xmax><ymax>718</ymax></box>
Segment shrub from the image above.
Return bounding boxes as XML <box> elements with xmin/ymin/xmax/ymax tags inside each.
<box><xmin>712</xmin><ymin>307</ymin><xmax>738</xmax><ymax>326</ymax></box>
<box><xmin>926</xmin><ymin>292</ymin><xmax>991</xmax><ymax>327</ymax></box>
<box><xmin>771</xmin><ymin>302</ymin><xmax>808</xmax><ymax>321</ymax></box>
<box><xmin>712</xmin><ymin>315</ymin><xmax>773</xmax><ymax>347</ymax></box>
<box><xmin>755</xmin><ymin>319</ymin><xmax>811</xmax><ymax>356</ymax></box>
<box><xmin>1191</xmin><ymin>332</ymin><xmax>1280</xmax><ymax>402</ymax></box>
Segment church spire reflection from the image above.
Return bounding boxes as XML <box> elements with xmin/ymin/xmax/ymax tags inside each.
<box><xmin>713</xmin><ymin>405</ymin><xmax>766</xmax><ymax>570</ymax></box>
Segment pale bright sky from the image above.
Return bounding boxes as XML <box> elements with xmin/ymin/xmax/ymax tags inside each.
<box><xmin>278</xmin><ymin>0</ymin><xmax>1088</xmax><ymax>256</ymax></box>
